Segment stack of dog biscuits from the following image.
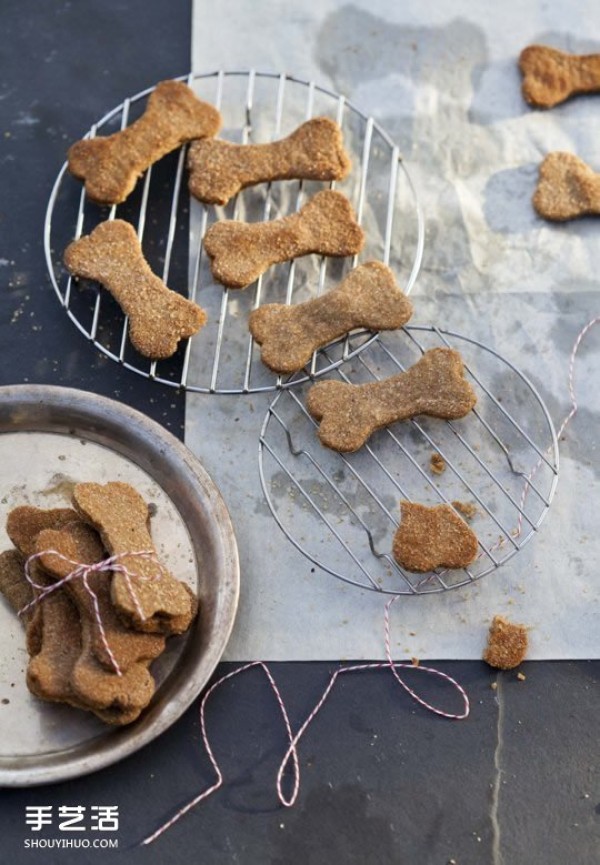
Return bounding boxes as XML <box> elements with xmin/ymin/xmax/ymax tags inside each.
<box><xmin>0</xmin><ymin>482</ymin><xmax>198</xmax><ymax>725</ymax></box>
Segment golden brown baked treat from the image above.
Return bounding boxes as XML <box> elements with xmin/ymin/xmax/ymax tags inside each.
<box><xmin>533</xmin><ymin>152</ymin><xmax>600</xmax><ymax>221</ymax></box>
<box><xmin>483</xmin><ymin>615</ymin><xmax>528</xmax><ymax>670</ymax></box>
<box><xmin>0</xmin><ymin>549</ymin><xmax>36</xmax><ymax>614</ymax></box>
<box><xmin>306</xmin><ymin>347</ymin><xmax>477</xmax><ymax>453</ymax></box>
<box><xmin>64</xmin><ymin>219</ymin><xmax>206</xmax><ymax>359</ymax></box>
<box><xmin>430</xmin><ymin>453</ymin><xmax>446</xmax><ymax>475</ymax></box>
<box><xmin>36</xmin><ymin>522</ymin><xmax>165</xmax><ymax>672</ymax></box>
<box><xmin>188</xmin><ymin>117</ymin><xmax>351</xmax><ymax>205</ymax></box>
<box><xmin>6</xmin><ymin>505</ymin><xmax>82</xmax><ymax>673</ymax></box>
<box><xmin>4</xmin><ymin>510</ymin><xmax>156</xmax><ymax>724</ymax></box>
<box><xmin>2</xmin><ymin>551</ymin><xmax>145</xmax><ymax>725</ymax></box>
<box><xmin>452</xmin><ymin>501</ymin><xmax>477</xmax><ymax>520</ymax></box>
<box><xmin>392</xmin><ymin>501</ymin><xmax>479</xmax><ymax>572</ymax></box>
<box><xmin>249</xmin><ymin>261</ymin><xmax>413</xmax><ymax>373</ymax></box>
<box><xmin>68</xmin><ymin>80</ymin><xmax>221</xmax><ymax>205</ymax></box>
<box><xmin>72</xmin><ymin>481</ymin><xmax>197</xmax><ymax>635</ymax></box>
<box><xmin>7</xmin><ymin>505</ymin><xmax>78</xmax><ymax>557</ymax></box>
<box><xmin>203</xmin><ymin>190</ymin><xmax>365</xmax><ymax>289</ymax></box>
<box><xmin>519</xmin><ymin>45</ymin><xmax>600</xmax><ymax>109</ymax></box>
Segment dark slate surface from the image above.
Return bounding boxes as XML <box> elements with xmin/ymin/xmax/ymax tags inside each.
<box><xmin>0</xmin><ymin>2</ymin><xmax>598</xmax><ymax>863</ymax></box>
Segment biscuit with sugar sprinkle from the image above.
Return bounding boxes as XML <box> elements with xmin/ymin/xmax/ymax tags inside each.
<box><xmin>307</xmin><ymin>347</ymin><xmax>477</xmax><ymax>453</ymax></box>
<box><xmin>392</xmin><ymin>501</ymin><xmax>479</xmax><ymax>572</ymax></box>
<box><xmin>68</xmin><ymin>79</ymin><xmax>221</xmax><ymax>205</ymax></box>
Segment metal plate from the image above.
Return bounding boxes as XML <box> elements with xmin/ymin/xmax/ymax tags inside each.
<box><xmin>0</xmin><ymin>385</ymin><xmax>239</xmax><ymax>787</ymax></box>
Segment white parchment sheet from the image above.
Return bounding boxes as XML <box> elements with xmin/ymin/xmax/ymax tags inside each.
<box><xmin>186</xmin><ymin>0</ymin><xmax>600</xmax><ymax>659</ymax></box>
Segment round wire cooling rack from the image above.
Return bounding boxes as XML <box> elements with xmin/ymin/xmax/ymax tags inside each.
<box><xmin>258</xmin><ymin>326</ymin><xmax>559</xmax><ymax>595</ymax></box>
<box><xmin>44</xmin><ymin>70</ymin><xmax>424</xmax><ymax>394</ymax></box>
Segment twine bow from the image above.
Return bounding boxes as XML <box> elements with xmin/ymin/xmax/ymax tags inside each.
<box><xmin>20</xmin><ymin>549</ymin><xmax>165</xmax><ymax>676</ymax></box>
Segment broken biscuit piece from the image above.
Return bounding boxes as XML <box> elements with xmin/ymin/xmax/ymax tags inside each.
<box><xmin>430</xmin><ymin>453</ymin><xmax>446</xmax><ymax>475</ymax></box>
<box><xmin>64</xmin><ymin>219</ymin><xmax>206</xmax><ymax>359</ymax></box>
<box><xmin>203</xmin><ymin>189</ymin><xmax>365</xmax><ymax>289</ymax></box>
<box><xmin>519</xmin><ymin>45</ymin><xmax>600</xmax><ymax>109</ymax></box>
<box><xmin>188</xmin><ymin>116</ymin><xmax>351</xmax><ymax>205</ymax></box>
<box><xmin>306</xmin><ymin>347</ymin><xmax>477</xmax><ymax>453</ymax></box>
<box><xmin>483</xmin><ymin>615</ymin><xmax>528</xmax><ymax>670</ymax></box>
<box><xmin>533</xmin><ymin>152</ymin><xmax>600</xmax><ymax>221</ymax></box>
<box><xmin>249</xmin><ymin>261</ymin><xmax>412</xmax><ymax>373</ymax></box>
<box><xmin>452</xmin><ymin>501</ymin><xmax>477</xmax><ymax>520</ymax></box>
<box><xmin>72</xmin><ymin>481</ymin><xmax>197</xmax><ymax>635</ymax></box>
<box><xmin>68</xmin><ymin>80</ymin><xmax>221</xmax><ymax>205</ymax></box>
<box><xmin>392</xmin><ymin>501</ymin><xmax>479</xmax><ymax>572</ymax></box>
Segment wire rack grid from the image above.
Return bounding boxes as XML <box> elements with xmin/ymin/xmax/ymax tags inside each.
<box><xmin>44</xmin><ymin>70</ymin><xmax>424</xmax><ymax>394</ymax></box>
<box><xmin>258</xmin><ymin>326</ymin><xmax>559</xmax><ymax>595</ymax></box>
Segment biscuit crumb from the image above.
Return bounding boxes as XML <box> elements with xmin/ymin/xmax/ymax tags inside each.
<box><xmin>490</xmin><ymin>681</ymin><xmax>498</xmax><ymax>691</ymax></box>
<box><xmin>483</xmin><ymin>615</ymin><xmax>528</xmax><ymax>670</ymax></box>
<box><xmin>411</xmin><ymin>657</ymin><xmax>420</xmax><ymax>667</ymax></box>
<box><xmin>516</xmin><ymin>672</ymin><xmax>526</xmax><ymax>681</ymax></box>
<box><xmin>430</xmin><ymin>452</ymin><xmax>446</xmax><ymax>474</ymax></box>
<box><xmin>452</xmin><ymin>500</ymin><xmax>477</xmax><ymax>520</ymax></box>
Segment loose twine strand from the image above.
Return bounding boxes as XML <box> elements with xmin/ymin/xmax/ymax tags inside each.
<box><xmin>141</xmin><ymin>594</ymin><xmax>469</xmax><ymax>845</ymax></box>
<box><xmin>19</xmin><ymin>549</ymin><xmax>163</xmax><ymax>676</ymax></box>
<box><xmin>514</xmin><ymin>315</ymin><xmax>599</xmax><ymax>538</ymax></box>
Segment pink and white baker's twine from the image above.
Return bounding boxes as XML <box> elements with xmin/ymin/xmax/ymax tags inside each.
<box><xmin>514</xmin><ymin>315</ymin><xmax>600</xmax><ymax>539</ymax></box>
<box><xmin>19</xmin><ymin>549</ymin><xmax>164</xmax><ymax>676</ymax></box>
<box><xmin>141</xmin><ymin>594</ymin><xmax>469</xmax><ymax>846</ymax></box>
<box><xmin>485</xmin><ymin>315</ymin><xmax>600</xmax><ymax>556</ymax></box>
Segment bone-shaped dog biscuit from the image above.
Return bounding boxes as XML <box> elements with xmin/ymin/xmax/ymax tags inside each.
<box><xmin>0</xmin><ymin>551</ymin><xmax>148</xmax><ymax>724</ymax></box>
<box><xmin>4</xmin><ymin>508</ymin><xmax>156</xmax><ymax>724</ymax></box>
<box><xmin>533</xmin><ymin>151</ymin><xmax>600</xmax><ymax>221</ymax></box>
<box><xmin>519</xmin><ymin>45</ymin><xmax>600</xmax><ymax>109</ymax></box>
<box><xmin>188</xmin><ymin>117</ymin><xmax>351</xmax><ymax>206</ymax></box>
<box><xmin>6</xmin><ymin>505</ymin><xmax>81</xmax><ymax>663</ymax></box>
<box><xmin>249</xmin><ymin>261</ymin><xmax>413</xmax><ymax>373</ymax></box>
<box><xmin>36</xmin><ymin>523</ymin><xmax>166</xmax><ymax>672</ymax></box>
<box><xmin>203</xmin><ymin>190</ymin><xmax>365</xmax><ymax>289</ymax></box>
<box><xmin>0</xmin><ymin>549</ymin><xmax>33</xmax><ymax>614</ymax></box>
<box><xmin>392</xmin><ymin>501</ymin><xmax>479</xmax><ymax>572</ymax></box>
<box><xmin>72</xmin><ymin>481</ymin><xmax>197</xmax><ymax>635</ymax></box>
<box><xmin>27</xmin><ymin>563</ymin><xmax>155</xmax><ymax>723</ymax></box>
<box><xmin>68</xmin><ymin>80</ymin><xmax>221</xmax><ymax>205</ymax></box>
<box><xmin>47</xmin><ymin>527</ymin><xmax>156</xmax><ymax>719</ymax></box>
<box><xmin>307</xmin><ymin>348</ymin><xmax>477</xmax><ymax>452</ymax></box>
<box><xmin>64</xmin><ymin>219</ymin><xmax>207</xmax><ymax>359</ymax></box>
<box><xmin>7</xmin><ymin>505</ymin><xmax>78</xmax><ymax>557</ymax></box>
